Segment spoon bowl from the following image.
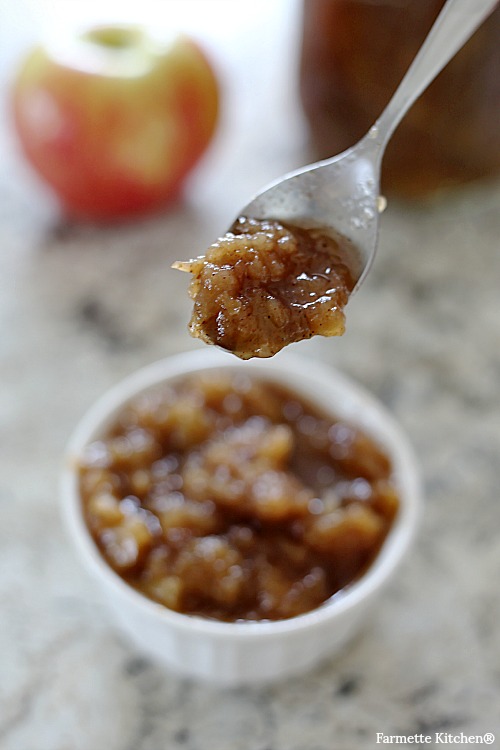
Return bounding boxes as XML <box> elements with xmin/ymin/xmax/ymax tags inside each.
<box><xmin>237</xmin><ymin>0</ymin><xmax>498</xmax><ymax>292</ymax></box>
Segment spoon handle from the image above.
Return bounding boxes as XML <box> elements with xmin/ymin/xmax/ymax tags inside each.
<box><xmin>373</xmin><ymin>0</ymin><xmax>499</xmax><ymax>149</ymax></box>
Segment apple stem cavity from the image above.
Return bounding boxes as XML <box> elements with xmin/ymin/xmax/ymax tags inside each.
<box><xmin>82</xmin><ymin>26</ymin><xmax>142</xmax><ymax>51</ymax></box>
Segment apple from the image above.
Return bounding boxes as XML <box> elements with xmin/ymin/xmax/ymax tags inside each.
<box><xmin>11</xmin><ymin>25</ymin><xmax>219</xmax><ymax>220</ymax></box>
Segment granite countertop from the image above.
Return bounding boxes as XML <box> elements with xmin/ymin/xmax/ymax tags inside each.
<box><xmin>1</xmin><ymin>2</ymin><xmax>500</xmax><ymax>748</ymax></box>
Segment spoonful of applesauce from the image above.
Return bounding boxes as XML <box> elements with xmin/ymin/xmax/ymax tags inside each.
<box><xmin>174</xmin><ymin>0</ymin><xmax>498</xmax><ymax>360</ymax></box>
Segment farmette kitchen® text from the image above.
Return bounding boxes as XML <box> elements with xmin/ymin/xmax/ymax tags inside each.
<box><xmin>376</xmin><ymin>732</ymin><xmax>495</xmax><ymax>745</ymax></box>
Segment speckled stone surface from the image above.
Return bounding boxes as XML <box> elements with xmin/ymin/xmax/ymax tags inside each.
<box><xmin>1</xmin><ymin>2</ymin><xmax>500</xmax><ymax>748</ymax></box>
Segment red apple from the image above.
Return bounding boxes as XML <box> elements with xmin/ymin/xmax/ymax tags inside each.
<box><xmin>11</xmin><ymin>26</ymin><xmax>219</xmax><ymax>220</ymax></box>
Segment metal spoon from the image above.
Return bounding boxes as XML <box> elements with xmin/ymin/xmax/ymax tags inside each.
<box><xmin>236</xmin><ymin>0</ymin><xmax>499</xmax><ymax>292</ymax></box>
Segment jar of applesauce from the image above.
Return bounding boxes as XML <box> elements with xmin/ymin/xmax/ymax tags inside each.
<box><xmin>299</xmin><ymin>0</ymin><xmax>500</xmax><ymax>198</ymax></box>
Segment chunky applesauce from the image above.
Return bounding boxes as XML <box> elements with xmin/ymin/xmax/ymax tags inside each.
<box><xmin>79</xmin><ymin>372</ymin><xmax>399</xmax><ymax>622</ymax></box>
<box><xmin>173</xmin><ymin>217</ymin><xmax>355</xmax><ymax>359</ymax></box>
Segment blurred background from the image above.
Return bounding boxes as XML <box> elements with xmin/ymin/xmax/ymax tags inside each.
<box><xmin>1</xmin><ymin>1</ymin><xmax>500</xmax><ymax>747</ymax></box>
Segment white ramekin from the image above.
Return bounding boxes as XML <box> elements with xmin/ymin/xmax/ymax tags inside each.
<box><xmin>60</xmin><ymin>348</ymin><xmax>420</xmax><ymax>686</ymax></box>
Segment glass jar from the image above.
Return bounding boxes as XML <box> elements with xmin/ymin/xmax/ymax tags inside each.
<box><xmin>299</xmin><ymin>0</ymin><xmax>500</xmax><ymax>198</ymax></box>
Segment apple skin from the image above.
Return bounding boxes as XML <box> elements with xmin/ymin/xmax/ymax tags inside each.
<box><xmin>11</xmin><ymin>27</ymin><xmax>219</xmax><ymax>220</ymax></box>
